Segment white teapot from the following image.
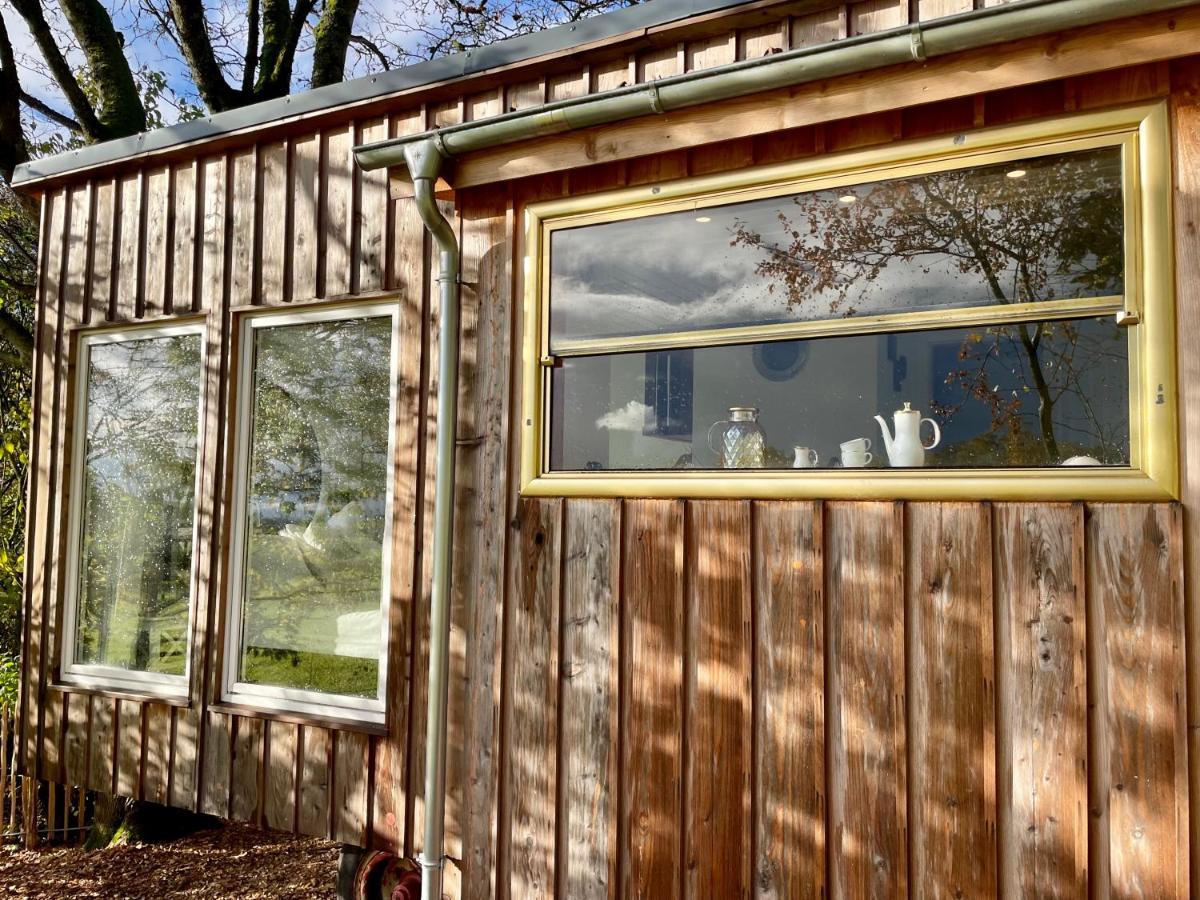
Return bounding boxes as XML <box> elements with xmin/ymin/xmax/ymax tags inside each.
<box><xmin>874</xmin><ymin>402</ymin><xmax>941</xmax><ymax>467</ymax></box>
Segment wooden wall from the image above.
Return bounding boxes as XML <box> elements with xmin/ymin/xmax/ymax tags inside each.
<box><xmin>16</xmin><ymin>0</ymin><xmax>1200</xmax><ymax>896</ymax></box>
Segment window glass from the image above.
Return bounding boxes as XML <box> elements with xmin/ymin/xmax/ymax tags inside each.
<box><xmin>236</xmin><ymin>313</ymin><xmax>393</xmax><ymax>701</ymax></box>
<box><xmin>550</xmin><ymin>317</ymin><xmax>1129</xmax><ymax>471</ymax></box>
<box><xmin>549</xmin><ymin>147</ymin><xmax>1123</xmax><ymax>347</ymax></box>
<box><xmin>73</xmin><ymin>332</ymin><xmax>202</xmax><ymax>676</ymax></box>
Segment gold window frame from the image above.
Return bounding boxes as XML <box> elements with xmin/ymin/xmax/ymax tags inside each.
<box><xmin>520</xmin><ymin>102</ymin><xmax>1177</xmax><ymax>501</ymax></box>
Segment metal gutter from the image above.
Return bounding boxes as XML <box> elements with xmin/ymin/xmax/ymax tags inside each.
<box><xmin>355</xmin><ymin>0</ymin><xmax>1197</xmax><ymax>172</ymax></box>
<box><xmin>384</xmin><ymin>3</ymin><xmax>1196</xmax><ymax>899</ymax></box>
<box><xmin>403</xmin><ymin>140</ymin><xmax>460</xmax><ymax>900</ymax></box>
<box><xmin>11</xmin><ymin>0</ymin><xmax>767</xmax><ymax>187</ymax></box>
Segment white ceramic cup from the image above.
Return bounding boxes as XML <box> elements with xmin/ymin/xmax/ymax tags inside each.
<box><xmin>793</xmin><ymin>446</ymin><xmax>819</xmax><ymax>468</ymax></box>
<box><xmin>840</xmin><ymin>437</ymin><xmax>873</xmax><ymax>468</ymax></box>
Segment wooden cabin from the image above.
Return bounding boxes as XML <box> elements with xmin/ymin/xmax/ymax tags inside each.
<box><xmin>11</xmin><ymin>0</ymin><xmax>1200</xmax><ymax>896</ymax></box>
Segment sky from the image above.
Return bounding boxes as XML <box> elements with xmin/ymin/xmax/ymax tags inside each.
<box><xmin>1</xmin><ymin>0</ymin><xmax>436</xmax><ymax>145</ymax></box>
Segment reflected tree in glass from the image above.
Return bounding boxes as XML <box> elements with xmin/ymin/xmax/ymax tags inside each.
<box><xmin>239</xmin><ymin>315</ymin><xmax>393</xmax><ymax>699</ymax></box>
<box><xmin>76</xmin><ymin>334</ymin><xmax>202</xmax><ymax>675</ymax></box>
<box><xmin>730</xmin><ymin>148</ymin><xmax>1125</xmax><ymax>463</ymax></box>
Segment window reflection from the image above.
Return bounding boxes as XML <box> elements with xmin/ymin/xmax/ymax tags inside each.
<box><xmin>551</xmin><ymin>317</ymin><xmax>1129</xmax><ymax>471</ymax></box>
<box><xmin>549</xmin><ymin>147</ymin><xmax>1123</xmax><ymax>346</ymax></box>
<box><xmin>238</xmin><ymin>314</ymin><xmax>393</xmax><ymax>699</ymax></box>
<box><xmin>75</xmin><ymin>333</ymin><xmax>202</xmax><ymax>675</ymax></box>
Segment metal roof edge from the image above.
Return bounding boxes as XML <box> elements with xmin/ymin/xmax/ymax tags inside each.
<box><xmin>11</xmin><ymin>0</ymin><xmax>760</xmax><ymax>187</ymax></box>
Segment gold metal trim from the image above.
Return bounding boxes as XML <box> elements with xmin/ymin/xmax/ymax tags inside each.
<box><xmin>550</xmin><ymin>296</ymin><xmax>1124</xmax><ymax>357</ymax></box>
<box><xmin>519</xmin><ymin>103</ymin><xmax>1179</xmax><ymax>501</ymax></box>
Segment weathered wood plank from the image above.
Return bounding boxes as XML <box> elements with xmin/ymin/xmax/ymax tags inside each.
<box><xmin>197</xmin><ymin>155</ymin><xmax>226</xmax><ymax>313</ymax></box>
<box><xmin>169</xmin><ymin>162</ymin><xmax>196</xmax><ymax>313</ymax></box>
<box><xmin>171</xmin><ymin>706</ymin><xmax>199</xmax><ymax>811</ymax></box>
<box><xmin>40</xmin><ymin>692</ymin><xmax>63</xmax><ymax>783</ymax></box>
<box><xmin>1087</xmin><ymin>504</ymin><xmax>1188</xmax><ymax>898</ymax></box>
<box><xmin>356</xmin><ymin>119</ymin><xmax>389</xmax><ymax>293</ymax></box>
<box><xmin>88</xmin><ymin>695</ymin><xmax>116</xmax><ymax>794</ymax></box>
<box><xmin>229</xmin><ymin>147</ymin><xmax>257</xmax><ymax>307</ymax></box>
<box><xmin>790</xmin><ymin>6</ymin><xmax>846</xmax><ymax>49</ymax></box>
<box><xmin>258</xmin><ymin>140</ymin><xmax>288</xmax><ymax>305</ymax></box>
<box><xmin>826</xmin><ymin>501</ymin><xmax>906</xmax><ymax>899</ymax></box>
<box><xmin>451</xmin><ymin>185</ymin><xmax>512</xmax><ymax>898</ymax></box>
<box><xmin>753</xmin><ymin>500</ymin><xmax>824</xmax><ymax>900</ymax></box>
<box><xmin>1170</xmin><ymin>65</ymin><xmax>1200</xmax><ymax>898</ymax></box>
<box><xmin>850</xmin><ymin>0</ymin><xmax>907</xmax><ymax>35</ymax></box>
<box><xmin>88</xmin><ymin>178</ymin><xmax>115</xmax><ymax>323</ymax></box>
<box><xmin>994</xmin><ymin>503</ymin><xmax>1086</xmax><ymax>899</ymax></box>
<box><xmin>199</xmin><ymin>712</ymin><xmax>231</xmax><ymax>816</ymax></box>
<box><xmin>558</xmin><ymin>499</ymin><xmax>620</xmax><ymax>900</ymax></box>
<box><xmin>621</xmin><ymin>499</ymin><xmax>684</xmax><ymax>900</ymax></box>
<box><xmin>502</xmin><ymin>498</ymin><xmax>562</xmax><ymax>900</ymax></box>
<box><xmin>333</xmin><ymin>730</ymin><xmax>369</xmax><ymax>846</ymax></box>
<box><xmin>116</xmin><ymin>701</ymin><xmax>143</xmax><ymax>798</ymax></box>
<box><xmin>684</xmin><ymin>501</ymin><xmax>752</xmax><ymax>900</ymax></box>
<box><xmin>917</xmin><ymin>0</ymin><xmax>973</xmax><ymax>19</ymax></box>
<box><xmin>321</xmin><ymin>126</ymin><xmax>354</xmax><ymax>297</ymax></box>
<box><xmin>231</xmin><ymin>716</ymin><xmax>265</xmax><ymax>825</ymax></box>
<box><xmin>266</xmin><ymin>721</ymin><xmax>298</xmax><ymax>832</ymax></box>
<box><xmin>142</xmin><ymin>703</ymin><xmax>172</xmax><ymax>806</ymax></box>
<box><xmin>63</xmin><ymin>693</ymin><xmax>88</xmax><ymax>788</ymax></box>
<box><xmin>907</xmin><ymin>503</ymin><xmax>996</xmax><ymax>898</ymax></box>
<box><xmin>142</xmin><ymin>166</ymin><xmax>170</xmax><ymax>316</ymax></box>
<box><xmin>290</xmin><ymin>133</ymin><xmax>321</xmax><ymax>302</ymax></box>
<box><xmin>113</xmin><ymin>172</ymin><xmax>141</xmax><ymax>320</ymax></box>
<box><xmin>298</xmin><ymin>726</ymin><xmax>331</xmax><ymax>838</ymax></box>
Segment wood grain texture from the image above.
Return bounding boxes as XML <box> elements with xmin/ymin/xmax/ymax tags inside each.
<box><xmin>753</xmin><ymin>500</ymin><xmax>824</xmax><ymax>900</ymax></box>
<box><xmin>333</xmin><ymin>730</ymin><xmax>369</xmax><ymax>845</ymax></box>
<box><xmin>502</xmin><ymin>498</ymin><xmax>563</xmax><ymax>900</ymax></box>
<box><xmin>621</xmin><ymin>499</ymin><xmax>685</xmax><ymax>900</ymax></box>
<box><xmin>994</xmin><ymin>504</ymin><xmax>1086</xmax><ymax>899</ymax></box>
<box><xmin>231</xmin><ymin>716</ymin><xmax>265</xmax><ymax>825</ymax></box>
<box><xmin>63</xmin><ymin>694</ymin><xmax>88</xmax><ymax>788</ymax></box>
<box><xmin>1170</xmin><ymin>64</ymin><xmax>1200</xmax><ymax>898</ymax></box>
<box><xmin>298</xmin><ymin>726</ymin><xmax>331</xmax><ymax>838</ymax></box>
<box><xmin>89</xmin><ymin>178</ymin><xmax>115</xmax><ymax>323</ymax></box>
<box><xmin>321</xmin><ymin>126</ymin><xmax>354</xmax><ymax>298</ymax></box>
<box><xmin>558</xmin><ymin>499</ymin><xmax>620</xmax><ymax>900</ymax></box>
<box><xmin>199</xmin><ymin>712</ymin><xmax>231</xmax><ymax>816</ymax></box>
<box><xmin>88</xmin><ymin>695</ymin><xmax>116</xmax><ymax>794</ymax></box>
<box><xmin>116</xmin><ymin>701</ymin><xmax>142</xmax><ymax>798</ymax></box>
<box><xmin>171</xmin><ymin>706</ymin><xmax>199</xmax><ymax>811</ymax></box>
<box><xmin>906</xmin><ymin>503</ymin><xmax>996</xmax><ymax>898</ymax></box>
<box><xmin>684</xmin><ymin>501</ymin><xmax>752</xmax><ymax>900</ymax></box>
<box><xmin>265</xmin><ymin>721</ymin><xmax>299</xmax><ymax>832</ymax></box>
<box><xmin>1087</xmin><ymin>504</ymin><xmax>1188</xmax><ymax>899</ymax></box>
<box><xmin>228</xmin><ymin>147</ymin><xmax>257</xmax><ymax>307</ymax></box>
<box><xmin>258</xmin><ymin>140</ymin><xmax>288</xmax><ymax>304</ymax></box>
<box><xmin>826</xmin><ymin>502</ymin><xmax>907</xmax><ymax>899</ymax></box>
<box><xmin>290</xmin><ymin>133</ymin><xmax>321</xmax><ymax>302</ymax></box>
<box><xmin>114</xmin><ymin>173</ymin><xmax>141</xmax><ymax>319</ymax></box>
<box><xmin>142</xmin><ymin>703</ymin><xmax>173</xmax><ymax>805</ymax></box>
<box><xmin>169</xmin><ymin>163</ymin><xmax>196</xmax><ymax>313</ymax></box>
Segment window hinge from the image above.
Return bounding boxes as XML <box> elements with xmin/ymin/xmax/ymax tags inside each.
<box><xmin>1115</xmin><ymin>309</ymin><xmax>1141</xmax><ymax>327</ymax></box>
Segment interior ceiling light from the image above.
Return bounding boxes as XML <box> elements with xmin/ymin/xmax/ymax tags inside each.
<box><xmin>1006</xmin><ymin>168</ymin><xmax>1028</xmax><ymax>179</ymax></box>
<box><xmin>695</xmin><ymin>215</ymin><xmax>712</xmax><ymax>223</ymax></box>
<box><xmin>838</xmin><ymin>194</ymin><xmax>857</xmax><ymax>204</ymax></box>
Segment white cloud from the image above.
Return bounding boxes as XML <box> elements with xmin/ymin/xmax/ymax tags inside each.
<box><xmin>596</xmin><ymin>400</ymin><xmax>650</xmax><ymax>432</ymax></box>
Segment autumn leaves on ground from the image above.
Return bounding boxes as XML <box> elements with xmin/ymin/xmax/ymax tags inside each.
<box><xmin>0</xmin><ymin>822</ymin><xmax>337</xmax><ymax>898</ymax></box>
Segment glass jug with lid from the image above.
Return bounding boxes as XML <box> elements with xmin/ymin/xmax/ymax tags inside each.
<box><xmin>708</xmin><ymin>406</ymin><xmax>766</xmax><ymax>468</ymax></box>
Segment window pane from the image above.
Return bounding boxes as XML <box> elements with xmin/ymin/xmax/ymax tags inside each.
<box><xmin>550</xmin><ymin>147</ymin><xmax>1123</xmax><ymax>347</ymax></box>
<box><xmin>550</xmin><ymin>317</ymin><xmax>1128</xmax><ymax>471</ymax></box>
<box><xmin>238</xmin><ymin>314</ymin><xmax>393</xmax><ymax>699</ymax></box>
<box><xmin>74</xmin><ymin>333</ymin><xmax>202</xmax><ymax>675</ymax></box>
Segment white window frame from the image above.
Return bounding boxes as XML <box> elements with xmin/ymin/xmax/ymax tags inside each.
<box><xmin>222</xmin><ymin>301</ymin><xmax>400</xmax><ymax>726</ymax></box>
<box><xmin>59</xmin><ymin>321</ymin><xmax>207</xmax><ymax>699</ymax></box>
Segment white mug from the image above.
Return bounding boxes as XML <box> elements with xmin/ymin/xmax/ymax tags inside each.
<box><xmin>793</xmin><ymin>446</ymin><xmax>819</xmax><ymax>468</ymax></box>
<box><xmin>840</xmin><ymin>437</ymin><xmax>873</xmax><ymax>468</ymax></box>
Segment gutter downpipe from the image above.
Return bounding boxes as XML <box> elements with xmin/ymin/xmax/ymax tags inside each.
<box><xmin>361</xmin><ymin>2</ymin><xmax>1193</xmax><ymax>898</ymax></box>
<box><xmin>404</xmin><ymin>139</ymin><xmax>460</xmax><ymax>900</ymax></box>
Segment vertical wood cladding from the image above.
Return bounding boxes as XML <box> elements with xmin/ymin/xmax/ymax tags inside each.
<box><xmin>15</xmin><ymin>10</ymin><xmax>1197</xmax><ymax>896</ymax></box>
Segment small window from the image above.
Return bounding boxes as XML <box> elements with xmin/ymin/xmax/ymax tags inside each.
<box><xmin>522</xmin><ymin>105</ymin><xmax>1177</xmax><ymax>500</ymax></box>
<box><xmin>61</xmin><ymin>324</ymin><xmax>205</xmax><ymax>697</ymax></box>
<box><xmin>224</xmin><ymin>303</ymin><xmax>398</xmax><ymax>724</ymax></box>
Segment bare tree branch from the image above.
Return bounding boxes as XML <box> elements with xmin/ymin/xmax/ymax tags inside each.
<box><xmin>18</xmin><ymin>91</ymin><xmax>84</xmax><ymax>133</ymax></box>
<box><xmin>349</xmin><ymin>34</ymin><xmax>390</xmax><ymax>70</ymax></box>
<box><xmin>168</xmin><ymin>0</ymin><xmax>243</xmax><ymax>111</ymax></box>
<box><xmin>0</xmin><ymin>16</ymin><xmax>30</xmax><ymax>186</ymax></box>
<box><xmin>242</xmin><ymin>0</ymin><xmax>261</xmax><ymax>95</ymax></box>
<box><xmin>311</xmin><ymin>0</ymin><xmax>361</xmax><ymax>86</ymax></box>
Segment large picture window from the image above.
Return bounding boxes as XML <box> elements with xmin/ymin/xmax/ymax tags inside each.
<box><xmin>224</xmin><ymin>303</ymin><xmax>398</xmax><ymax>724</ymax></box>
<box><xmin>522</xmin><ymin>105</ymin><xmax>1177</xmax><ymax>499</ymax></box>
<box><xmin>62</xmin><ymin>324</ymin><xmax>205</xmax><ymax>696</ymax></box>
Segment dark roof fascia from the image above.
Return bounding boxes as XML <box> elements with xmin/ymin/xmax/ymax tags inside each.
<box><xmin>11</xmin><ymin>0</ymin><xmax>764</xmax><ymax>188</ymax></box>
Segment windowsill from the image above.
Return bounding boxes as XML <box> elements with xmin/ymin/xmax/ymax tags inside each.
<box><xmin>49</xmin><ymin>678</ymin><xmax>192</xmax><ymax>708</ymax></box>
<box><xmin>210</xmin><ymin>699</ymin><xmax>389</xmax><ymax>736</ymax></box>
<box><xmin>521</xmin><ymin>466</ymin><xmax>1177</xmax><ymax>501</ymax></box>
